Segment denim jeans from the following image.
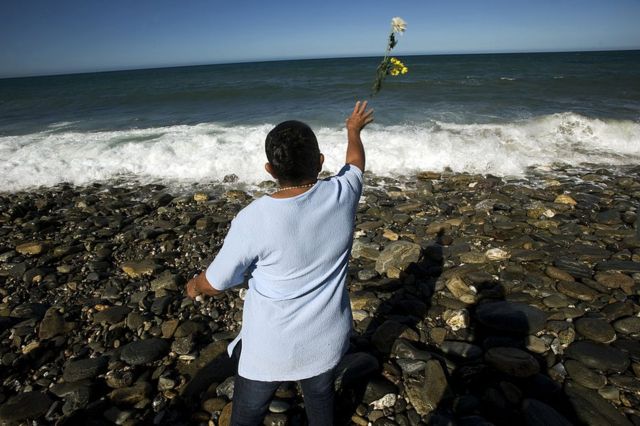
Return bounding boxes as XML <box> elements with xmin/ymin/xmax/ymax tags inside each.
<box><xmin>230</xmin><ymin>342</ymin><xmax>336</xmax><ymax>426</ymax></box>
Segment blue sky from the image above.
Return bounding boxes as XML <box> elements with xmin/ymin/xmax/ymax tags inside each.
<box><xmin>1</xmin><ymin>0</ymin><xmax>639</xmax><ymax>77</ymax></box>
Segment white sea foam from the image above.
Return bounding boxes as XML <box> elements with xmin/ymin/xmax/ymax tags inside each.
<box><xmin>1</xmin><ymin>112</ymin><xmax>639</xmax><ymax>191</ymax></box>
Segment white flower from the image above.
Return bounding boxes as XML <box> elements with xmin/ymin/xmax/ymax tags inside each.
<box><xmin>391</xmin><ymin>17</ymin><xmax>407</xmax><ymax>33</ymax></box>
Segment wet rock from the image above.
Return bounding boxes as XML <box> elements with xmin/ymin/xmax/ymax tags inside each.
<box><xmin>574</xmin><ymin>317</ymin><xmax>616</xmax><ymax>343</ymax></box>
<box><xmin>475</xmin><ymin>301</ymin><xmax>547</xmax><ymax>334</ymax></box>
<box><xmin>565</xmin><ymin>341</ymin><xmax>630</xmax><ymax>373</ymax></box>
<box><xmin>594</xmin><ymin>272</ymin><xmax>634</xmax><ymax>289</ymax></box>
<box><xmin>375</xmin><ymin>241</ymin><xmax>421</xmax><ymax>278</ymax></box>
<box><xmin>63</xmin><ymin>356</ymin><xmax>108</xmax><ymax>382</ymax></box>
<box><xmin>545</xmin><ymin>266</ymin><xmax>575</xmax><ymax>282</ymax></box>
<box><xmin>0</xmin><ymin>392</ymin><xmax>52</xmax><ymax>422</ymax></box>
<box><xmin>596</xmin><ymin>260</ymin><xmax>640</xmax><ymax>274</ymax></box>
<box><xmin>38</xmin><ymin>307</ymin><xmax>66</xmax><ymax>340</ymax></box>
<box><xmin>119</xmin><ymin>338</ymin><xmax>169</xmax><ymax>365</ymax></box>
<box><xmin>485</xmin><ymin>347</ymin><xmax>540</xmax><ymax>378</ymax></box>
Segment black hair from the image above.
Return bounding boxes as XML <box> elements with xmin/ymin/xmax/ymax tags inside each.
<box><xmin>265</xmin><ymin>120</ymin><xmax>321</xmax><ymax>184</ymax></box>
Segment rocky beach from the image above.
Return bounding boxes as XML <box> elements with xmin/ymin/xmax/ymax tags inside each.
<box><xmin>1</xmin><ymin>164</ymin><xmax>640</xmax><ymax>426</ymax></box>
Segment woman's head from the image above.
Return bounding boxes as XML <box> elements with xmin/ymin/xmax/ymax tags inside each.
<box><xmin>265</xmin><ymin>120</ymin><xmax>323</xmax><ymax>185</ymax></box>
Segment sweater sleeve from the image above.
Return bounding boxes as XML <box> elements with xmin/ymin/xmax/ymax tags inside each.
<box><xmin>205</xmin><ymin>216</ymin><xmax>256</xmax><ymax>291</ymax></box>
<box><xmin>334</xmin><ymin>163</ymin><xmax>364</xmax><ymax>202</ymax></box>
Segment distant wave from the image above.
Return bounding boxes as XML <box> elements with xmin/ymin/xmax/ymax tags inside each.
<box><xmin>1</xmin><ymin>112</ymin><xmax>639</xmax><ymax>191</ymax></box>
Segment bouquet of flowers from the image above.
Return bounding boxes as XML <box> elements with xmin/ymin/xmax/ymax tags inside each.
<box><xmin>372</xmin><ymin>17</ymin><xmax>408</xmax><ymax>95</ymax></box>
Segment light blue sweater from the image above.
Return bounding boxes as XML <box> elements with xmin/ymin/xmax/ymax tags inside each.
<box><xmin>206</xmin><ymin>164</ymin><xmax>363</xmax><ymax>381</ymax></box>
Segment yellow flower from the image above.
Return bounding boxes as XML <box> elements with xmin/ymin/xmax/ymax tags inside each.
<box><xmin>401</xmin><ymin>67</ymin><xmax>408</xmax><ymax>74</ymax></box>
<box><xmin>390</xmin><ymin>69</ymin><xmax>400</xmax><ymax>76</ymax></box>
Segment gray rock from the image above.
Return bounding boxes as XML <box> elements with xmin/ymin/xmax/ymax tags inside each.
<box><xmin>564</xmin><ymin>380</ymin><xmax>632</xmax><ymax>426</ymax></box>
<box><xmin>93</xmin><ymin>305</ymin><xmax>131</xmax><ymax>325</ymax></box>
<box><xmin>120</xmin><ymin>338</ymin><xmax>169</xmax><ymax>365</ymax></box>
<box><xmin>596</xmin><ymin>261</ymin><xmax>640</xmax><ymax>274</ymax></box>
<box><xmin>351</xmin><ymin>240</ymin><xmax>381</xmax><ymax>261</ymax></box>
<box><xmin>372</xmin><ymin>320</ymin><xmax>410</xmax><ymax>353</ymax></box>
<box><xmin>375</xmin><ymin>241</ymin><xmax>421</xmax><ymax>277</ymax></box>
<box><xmin>475</xmin><ymin>301</ymin><xmax>547</xmax><ymax>334</ymax></box>
<box><xmin>404</xmin><ymin>359</ymin><xmax>448</xmax><ymax>416</ymax></box>
<box><xmin>565</xmin><ymin>341</ymin><xmax>630</xmax><ymax>373</ymax></box>
<box><xmin>63</xmin><ymin>356</ymin><xmax>108</xmax><ymax>382</ymax></box>
<box><xmin>613</xmin><ymin>316</ymin><xmax>640</xmax><ymax>334</ymax></box>
<box><xmin>38</xmin><ymin>307</ymin><xmax>66</xmax><ymax>340</ymax></box>
<box><xmin>485</xmin><ymin>347</ymin><xmax>540</xmax><ymax>378</ymax></box>
<box><xmin>557</xmin><ymin>281</ymin><xmax>599</xmax><ymax>302</ymax></box>
<box><xmin>362</xmin><ymin>377</ymin><xmax>398</xmax><ymax>404</ymax></box>
<box><xmin>150</xmin><ymin>271</ymin><xmax>182</xmax><ymax>293</ymax></box>
<box><xmin>0</xmin><ymin>392</ymin><xmax>52</xmax><ymax>422</ymax></box>
<box><xmin>574</xmin><ymin>317</ymin><xmax>616</xmax><ymax>343</ymax></box>
<box><xmin>564</xmin><ymin>360</ymin><xmax>607</xmax><ymax>390</ymax></box>
<box><xmin>521</xmin><ymin>398</ymin><xmax>573</xmax><ymax>426</ymax></box>
<box><xmin>216</xmin><ymin>376</ymin><xmax>235</xmax><ymax>400</ymax></box>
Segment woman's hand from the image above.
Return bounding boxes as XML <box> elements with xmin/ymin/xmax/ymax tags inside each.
<box><xmin>185</xmin><ymin>277</ymin><xmax>200</xmax><ymax>299</ymax></box>
<box><xmin>346</xmin><ymin>101</ymin><xmax>374</xmax><ymax>134</ymax></box>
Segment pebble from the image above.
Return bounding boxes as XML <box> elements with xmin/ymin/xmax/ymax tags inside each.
<box><xmin>565</xmin><ymin>341</ymin><xmax>630</xmax><ymax>373</ymax></box>
<box><xmin>485</xmin><ymin>347</ymin><xmax>540</xmax><ymax>378</ymax></box>
<box><xmin>119</xmin><ymin>338</ymin><xmax>170</xmax><ymax>365</ymax></box>
<box><xmin>574</xmin><ymin>317</ymin><xmax>617</xmax><ymax>343</ymax></box>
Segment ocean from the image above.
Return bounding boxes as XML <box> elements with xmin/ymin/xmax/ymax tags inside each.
<box><xmin>1</xmin><ymin>50</ymin><xmax>639</xmax><ymax>191</ymax></box>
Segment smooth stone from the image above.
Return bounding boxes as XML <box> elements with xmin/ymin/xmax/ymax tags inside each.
<box><xmin>0</xmin><ymin>392</ymin><xmax>52</xmax><ymax>422</ymax></box>
<box><xmin>574</xmin><ymin>317</ymin><xmax>616</xmax><ymax>343</ymax></box>
<box><xmin>565</xmin><ymin>341</ymin><xmax>630</xmax><ymax>373</ymax></box>
<box><xmin>553</xmin><ymin>259</ymin><xmax>593</xmax><ymax>279</ymax></box>
<box><xmin>218</xmin><ymin>403</ymin><xmax>233</xmax><ymax>426</ymax></box>
<box><xmin>119</xmin><ymin>338</ymin><xmax>169</xmax><ymax>365</ymax></box>
<box><xmin>485</xmin><ymin>347</ymin><xmax>540</xmax><ymax>378</ymax></box>
<box><xmin>475</xmin><ymin>301</ymin><xmax>547</xmax><ymax>334</ymax></box>
<box><xmin>350</xmin><ymin>291</ymin><xmax>381</xmax><ymax>311</ymax></box>
<box><xmin>121</xmin><ymin>260</ymin><xmax>159</xmax><ymax>278</ymax></box>
<box><xmin>564</xmin><ymin>360</ymin><xmax>607</xmax><ymax>390</ymax></box>
<box><xmin>459</xmin><ymin>251</ymin><xmax>487</xmax><ymax>264</ymax></box>
<box><xmin>595</xmin><ymin>272</ymin><xmax>634</xmax><ymax>289</ymax></box>
<box><xmin>613</xmin><ymin>316</ymin><xmax>640</xmax><ymax>334</ymax></box>
<box><xmin>15</xmin><ymin>242</ymin><xmax>45</xmax><ymax>255</ymax></box>
<box><xmin>263</xmin><ymin>413</ymin><xmax>287</xmax><ymax>426</ymax></box>
<box><xmin>485</xmin><ymin>248</ymin><xmax>510</xmax><ymax>261</ymax></box>
<box><xmin>150</xmin><ymin>272</ymin><xmax>182</xmax><ymax>292</ymax></box>
<box><xmin>216</xmin><ymin>376</ymin><xmax>235</xmax><ymax>400</ymax></box>
<box><xmin>557</xmin><ymin>281</ymin><xmax>599</xmax><ymax>302</ymax></box>
<box><xmin>375</xmin><ymin>241</ymin><xmax>421</xmax><ymax>277</ymax></box>
<box><xmin>554</xmin><ymin>194</ymin><xmax>577</xmax><ymax>206</ymax></box>
<box><xmin>93</xmin><ymin>305</ymin><xmax>131</xmax><ymax>324</ymax></box>
<box><xmin>63</xmin><ymin>356</ymin><xmax>108</xmax><ymax>382</ymax></box>
<box><xmin>564</xmin><ymin>381</ymin><xmax>632</xmax><ymax>426</ymax></box>
<box><xmin>397</xmin><ymin>359</ymin><xmax>428</xmax><ymax>376</ymax></box>
<box><xmin>404</xmin><ymin>359</ymin><xmax>448</xmax><ymax>416</ymax></box>
<box><xmin>521</xmin><ymin>398</ymin><xmax>572</xmax><ymax>426</ymax></box>
<box><xmin>546</xmin><ymin>266</ymin><xmax>575</xmax><ymax>282</ymax></box>
<box><xmin>202</xmin><ymin>397</ymin><xmax>227</xmax><ymax>413</ymax></box>
<box><xmin>268</xmin><ymin>399</ymin><xmax>291</xmax><ymax>414</ymax></box>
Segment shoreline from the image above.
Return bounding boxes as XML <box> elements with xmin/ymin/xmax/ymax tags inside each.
<box><xmin>1</xmin><ymin>166</ymin><xmax>639</xmax><ymax>424</ymax></box>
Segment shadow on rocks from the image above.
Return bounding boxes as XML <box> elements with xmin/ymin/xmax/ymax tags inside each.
<box><xmin>338</xmin><ymin>228</ymin><xmax>584</xmax><ymax>426</ymax></box>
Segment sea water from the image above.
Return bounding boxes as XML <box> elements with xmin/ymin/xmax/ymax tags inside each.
<box><xmin>1</xmin><ymin>51</ymin><xmax>639</xmax><ymax>191</ymax></box>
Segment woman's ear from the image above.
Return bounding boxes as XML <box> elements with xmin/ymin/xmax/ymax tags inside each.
<box><xmin>265</xmin><ymin>162</ymin><xmax>277</xmax><ymax>179</ymax></box>
<box><xmin>318</xmin><ymin>153</ymin><xmax>325</xmax><ymax>172</ymax></box>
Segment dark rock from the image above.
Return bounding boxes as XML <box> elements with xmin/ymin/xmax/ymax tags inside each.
<box><xmin>565</xmin><ymin>341</ymin><xmax>630</xmax><ymax>373</ymax></box>
<box><xmin>574</xmin><ymin>317</ymin><xmax>616</xmax><ymax>343</ymax></box>
<box><xmin>557</xmin><ymin>281</ymin><xmax>599</xmax><ymax>302</ymax></box>
<box><xmin>63</xmin><ymin>356</ymin><xmax>108</xmax><ymax>382</ymax></box>
<box><xmin>119</xmin><ymin>338</ymin><xmax>169</xmax><ymax>365</ymax></box>
<box><xmin>485</xmin><ymin>347</ymin><xmax>540</xmax><ymax>378</ymax></box>
<box><xmin>375</xmin><ymin>241</ymin><xmax>421</xmax><ymax>277</ymax></box>
<box><xmin>521</xmin><ymin>398</ymin><xmax>572</xmax><ymax>426</ymax></box>
<box><xmin>392</xmin><ymin>339</ymin><xmax>432</xmax><ymax>361</ymax></box>
<box><xmin>564</xmin><ymin>381</ymin><xmax>632</xmax><ymax>426</ymax></box>
<box><xmin>334</xmin><ymin>352</ymin><xmax>379</xmax><ymax>392</ymax></box>
<box><xmin>564</xmin><ymin>360</ymin><xmax>607</xmax><ymax>389</ymax></box>
<box><xmin>596</xmin><ymin>260</ymin><xmax>640</xmax><ymax>274</ymax></box>
<box><xmin>613</xmin><ymin>317</ymin><xmax>640</xmax><ymax>335</ymax></box>
<box><xmin>553</xmin><ymin>258</ymin><xmax>593</xmax><ymax>279</ymax></box>
<box><xmin>475</xmin><ymin>301</ymin><xmax>547</xmax><ymax>334</ymax></box>
<box><xmin>109</xmin><ymin>382</ymin><xmax>152</xmax><ymax>405</ymax></box>
<box><xmin>372</xmin><ymin>320</ymin><xmax>409</xmax><ymax>353</ymax></box>
<box><xmin>362</xmin><ymin>377</ymin><xmax>398</xmax><ymax>404</ymax></box>
<box><xmin>93</xmin><ymin>305</ymin><xmax>131</xmax><ymax>325</ymax></box>
<box><xmin>439</xmin><ymin>341</ymin><xmax>483</xmax><ymax>359</ymax></box>
<box><xmin>0</xmin><ymin>392</ymin><xmax>52</xmax><ymax>422</ymax></box>
<box><xmin>38</xmin><ymin>307</ymin><xmax>66</xmax><ymax>340</ymax></box>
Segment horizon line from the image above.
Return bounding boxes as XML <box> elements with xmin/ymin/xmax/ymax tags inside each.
<box><xmin>2</xmin><ymin>47</ymin><xmax>639</xmax><ymax>80</ymax></box>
